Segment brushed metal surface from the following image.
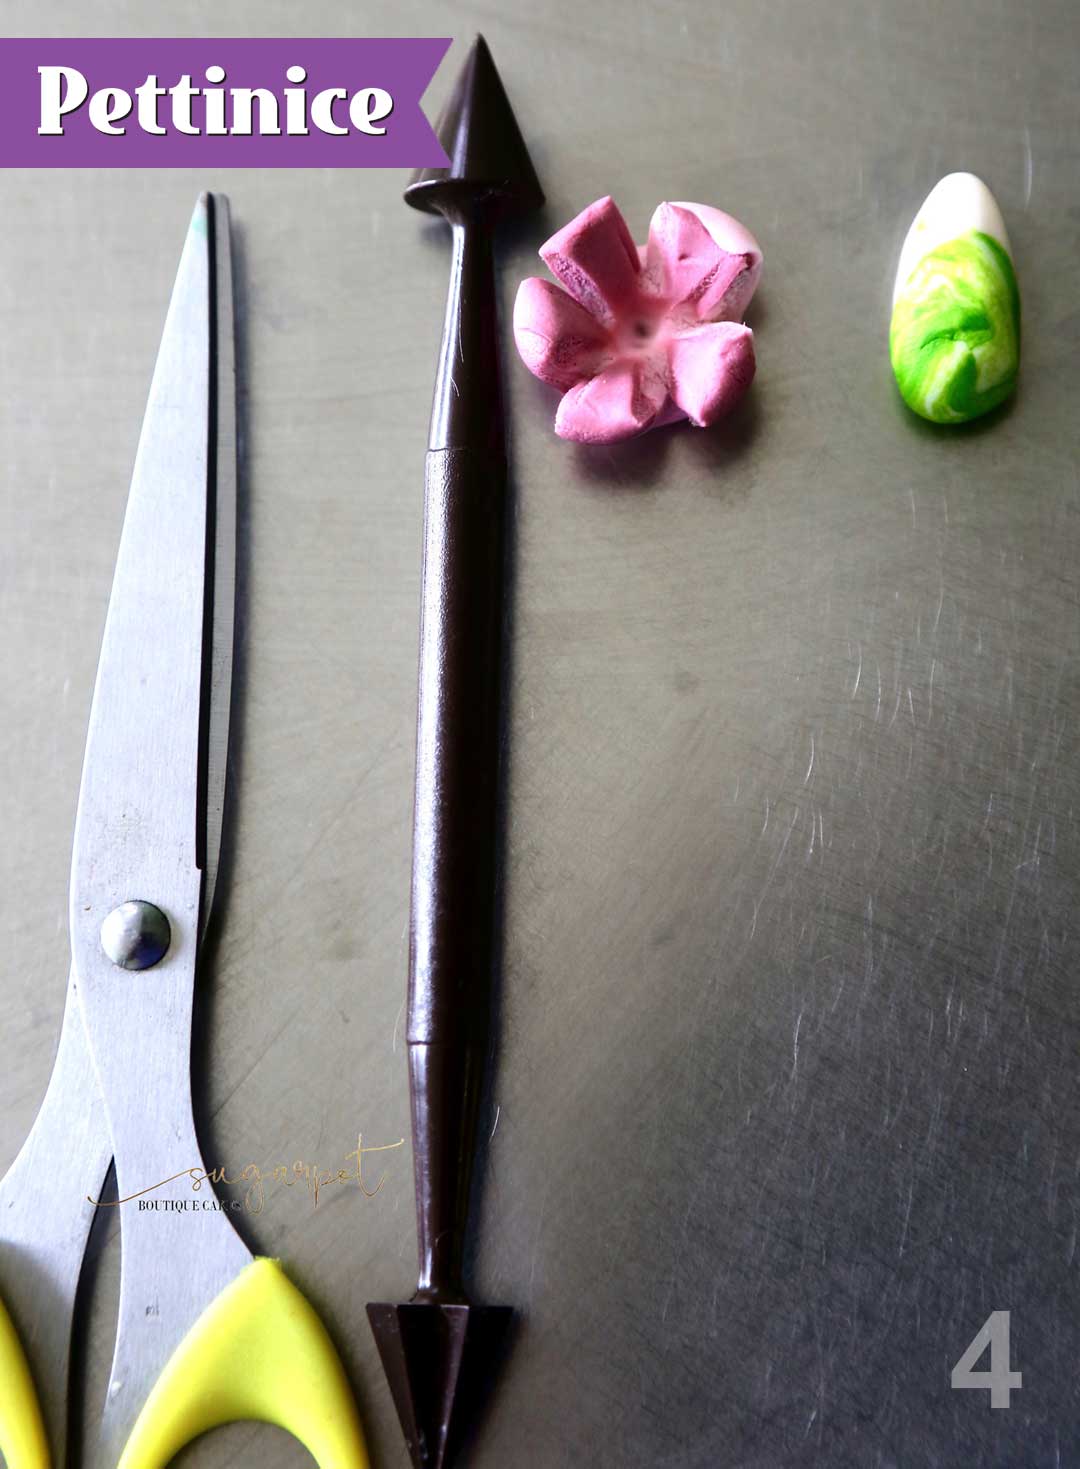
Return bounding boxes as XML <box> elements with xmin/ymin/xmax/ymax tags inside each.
<box><xmin>0</xmin><ymin>981</ymin><xmax>111</xmax><ymax>1469</ymax></box>
<box><xmin>1</xmin><ymin>2</ymin><xmax>1079</xmax><ymax>1465</ymax></box>
<box><xmin>0</xmin><ymin>192</ymin><xmax>242</xmax><ymax>1469</ymax></box>
<box><xmin>69</xmin><ymin>192</ymin><xmax>252</xmax><ymax>1465</ymax></box>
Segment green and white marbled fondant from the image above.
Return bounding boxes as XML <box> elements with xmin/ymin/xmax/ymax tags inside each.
<box><xmin>890</xmin><ymin>174</ymin><xmax>1020</xmax><ymax>425</ymax></box>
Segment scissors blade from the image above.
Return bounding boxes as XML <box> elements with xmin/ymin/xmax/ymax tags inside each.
<box><xmin>201</xmin><ymin>193</ymin><xmax>236</xmax><ymax>931</ymax></box>
<box><xmin>0</xmin><ymin>975</ymin><xmax>113</xmax><ymax>1469</ymax></box>
<box><xmin>64</xmin><ymin>194</ymin><xmax>251</xmax><ymax>1466</ymax></box>
<box><xmin>70</xmin><ymin>193</ymin><xmax>213</xmax><ymax>927</ymax></box>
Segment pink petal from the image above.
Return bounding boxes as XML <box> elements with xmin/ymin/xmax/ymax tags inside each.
<box><xmin>675</xmin><ymin>202</ymin><xmax>763</xmax><ymax>319</ymax></box>
<box><xmin>667</xmin><ymin>323</ymin><xmax>756</xmax><ymax>427</ymax></box>
<box><xmin>554</xmin><ymin>358</ymin><xmax>669</xmax><ymax>444</ymax></box>
<box><xmin>645</xmin><ymin>202</ymin><xmax>761</xmax><ymax>322</ymax></box>
<box><xmin>513</xmin><ymin>278</ymin><xmax>614</xmax><ymax>391</ymax></box>
<box><xmin>539</xmin><ymin>197</ymin><xmax>642</xmax><ymax>328</ymax></box>
<box><xmin>672</xmin><ymin>201</ymin><xmax>764</xmax><ymax>315</ymax></box>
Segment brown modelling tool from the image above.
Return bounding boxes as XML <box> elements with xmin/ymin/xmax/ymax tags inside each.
<box><xmin>366</xmin><ymin>35</ymin><xmax>544</xmax><ymax>1469</ymax></box>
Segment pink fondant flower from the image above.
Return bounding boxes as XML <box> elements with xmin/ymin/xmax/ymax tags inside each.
<box><xmin>513</xmin><ymin>196</ymin><xmax>762</xmax><ymax>444</ymax></box>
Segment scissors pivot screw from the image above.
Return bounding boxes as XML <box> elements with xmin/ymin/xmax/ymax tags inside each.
<box><xmin>100</xmin><ymin>900</ymin><xmax>171</xmax><ymax>970</ymax></box>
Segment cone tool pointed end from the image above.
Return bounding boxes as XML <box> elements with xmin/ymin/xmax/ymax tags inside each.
<box><xmin>367</xmin><ymin>1301</ymin><xmax>513</xmax><ymax>1469</ymax></box>
<box><xmin>406</xmin><ymin>35</ymin><xmax>544</xmax><ymax>219</ymax></box>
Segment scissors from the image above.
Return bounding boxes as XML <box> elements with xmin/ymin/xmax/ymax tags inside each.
<box><xmin>0</xmin><ymin>195</ymin><xmax>369</xmax><ymax>1469</ymax></box>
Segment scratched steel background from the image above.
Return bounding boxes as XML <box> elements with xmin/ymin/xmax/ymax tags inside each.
<box><xmin>1</xmin><ymin>1</ymin><xmax>1079</xmax><ymax>1465</ymax></box>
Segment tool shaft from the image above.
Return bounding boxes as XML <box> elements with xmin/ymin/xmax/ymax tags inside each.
<box><xmin>408</xmin><ymin>216</ymin><xmax>508</xmax><ymax>1303</ymax></box>
<box><xmin>370</xmin><ymin>39</ymin><xmax>541</xmax><ymax>1465</ymax></box>
<box><xmin>429</xmin><ymin>217</ymin><xmax>502</xmax><ymax>453</ymax></box>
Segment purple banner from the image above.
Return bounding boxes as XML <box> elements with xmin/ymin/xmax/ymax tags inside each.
<box><xmin>0</xmin><ymin>38</ymin><xmax>452</xmax><ymax>167</ymax></box>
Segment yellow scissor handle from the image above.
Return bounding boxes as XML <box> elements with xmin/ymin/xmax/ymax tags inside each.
<box><xmin>0</xmin><ymin>1289</ymin><xmax>50</xmax><ymax>1469</ymax></box>
<box><xmin>118</xmin><ymin>1257</ymin><xmax>368</xmax><ymax>1469</ymax></box>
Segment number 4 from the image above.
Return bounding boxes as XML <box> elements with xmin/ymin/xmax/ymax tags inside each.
<box><xmin>951</xmin><ymin>1311</ymin><xmax>1022</xmax><ymax>1408</ymax></box>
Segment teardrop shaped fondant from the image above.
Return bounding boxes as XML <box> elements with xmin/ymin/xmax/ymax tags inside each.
<box><xmin>889</xmin><ymin>173</ymin><xmax>1020</xmax><ymax>424</ymax></box>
